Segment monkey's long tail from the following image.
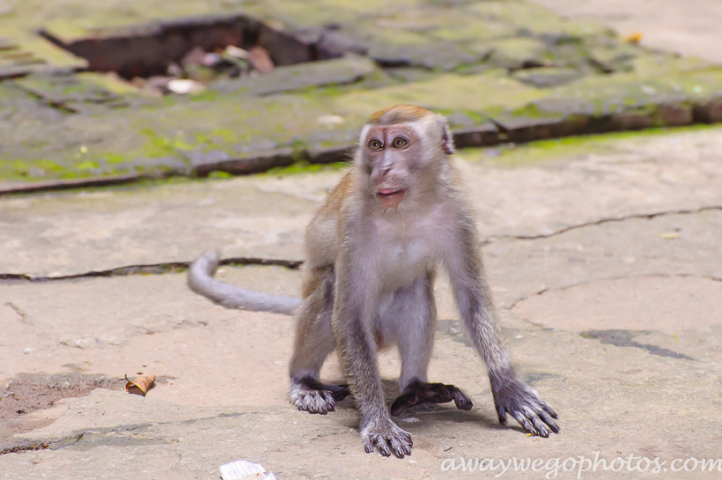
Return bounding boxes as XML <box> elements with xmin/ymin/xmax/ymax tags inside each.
<box><xmin>187</xmin><ymin>250</ymin><xmax>301</xmax><ymax>316</ymax></box>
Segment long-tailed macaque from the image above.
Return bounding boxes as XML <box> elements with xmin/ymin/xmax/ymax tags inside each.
<box><xmin>188</xmin><ymin>104</ymin><xmax>559</xmax><ymax>458</ymax></box>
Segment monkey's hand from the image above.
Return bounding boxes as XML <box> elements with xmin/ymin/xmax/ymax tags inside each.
<box><xmin>360</xmin><ymin>415</ymin><xmax>413</xmax><ymax>458</ymax></box>
<box><xmin>491</xmin><ymin>375</ymin><xmax>559</xmax><ymax>437</ymax></box>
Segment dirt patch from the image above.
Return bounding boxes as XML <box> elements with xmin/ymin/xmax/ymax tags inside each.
<box><xmin>0</xmin><ymin>373</ymin><xmax>123</xmax><ymax>441</ymax></box>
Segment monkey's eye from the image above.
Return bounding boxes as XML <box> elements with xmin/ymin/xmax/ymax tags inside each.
<box><xmin>392</xmin><ymin>137</ymin><xmax>407</xmax><ymax>148</ymax></box>
<box><xmin>368</xmin><ymin>139</ymin><xmax>383</xmax><ymax>150</ymax></box>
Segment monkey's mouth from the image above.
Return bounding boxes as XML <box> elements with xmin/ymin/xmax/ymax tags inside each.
<box><xmin>377</xmin><ymin>188</ymin><xmax>405</xmax><ymax>208</ymax></box>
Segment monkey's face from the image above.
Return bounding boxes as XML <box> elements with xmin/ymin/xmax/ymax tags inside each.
<box><xmin>363</xmin><ymin>125</ymin><xmax>421</xmax><ymax>209</ymax></box>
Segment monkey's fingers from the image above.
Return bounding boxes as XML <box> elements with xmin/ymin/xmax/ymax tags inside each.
<box><xmin>519</xmin><ymin>396</ymin><xmax>559</xmax><ymax>435</ymax></box>
<box><xmin>373</xmin><ymin>435</ymin><xmax>392</xmax><ymax>457</ymax></box>
<box><xmin>293</xmin><ymin>390</ymin><xmax>336</xmax><ymax>414</ymax></box>
<box><xmin>363</xmin><ymin>432</ymin><xmax>412</xmax><ymax>458</ymax></box>
<box><xmin>390</xmin><ymin>392</ymin><xmax>422</xmax><ymax>416</ymax></box>
<box><xmin>510</xmin><ymin>405</ymin><xmax>560</xmax><ymax>437</ymax></box>
<box><xmin>450</xmin><ymin>387</ymin><xmax>473</xmax><ymax>411</ymax></box>
<box><xmin>388</xmin><ymin>435</ymin><xmax>412</xmax><ymax>458</ymax></box>
<box><xmin>330</xmin><ymin>384</ymin><xmax>352</xmax><ymax>402</ymax></box>
<box><xmin>542</xmin><ymin>402</ymin><xmax>559</xmax><ymax>420</ymax></box>
<box><xmin>512</xmin><ymin>409</ymin><xmax>541</xmax><ymax>436</ymax></box>
<box><xmin>496</xmin><ymin>403</ymin><xmax>508</xmax><ymax>426</ymax></box>
<box><xmin>298</xmin><ymin>377</ymin><xmax>351</xmax><ymax>403</ymax></box>
<box><xmin>391</xmin><ymin>382</ymin><xmax>472</xmax><ymax>415</ymax></box>
<box><xmin>538</xmin><ymin>409</ymin><xmax>560</xmax><ymax>434</ymax></box>
<box><xmin>361</xmin><ymin>421</ymin><xmax>413</xmax><ymax>458</ymax></box>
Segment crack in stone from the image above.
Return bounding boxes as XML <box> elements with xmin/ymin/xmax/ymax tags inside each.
<box><xmin>483</xmin><ymin>205</ymin><xmax>722</xmax><ymax>244</ymax></box>
<box><xmin>504</xmin><ymin>273</ymin><xmax>722</xmax><ymax>313</ymax></box>
<box><xmin>2</xmin><ymin>206</ymin><xmax>719</xmax><ymax>283</ymax></box>
<box><xmin>0</xmin><ymin>174</ymin><xmax>155</xmax><ymax>196</ymax></box>
<box><xmin>0</xmin><ymin>257</ymin><xmax>302</xmax><ymax>283</ymax></box>
<box><xmin>4</xmin><ymin>301</ymin><xmax>29</xmax><ymax>324</ymax></box>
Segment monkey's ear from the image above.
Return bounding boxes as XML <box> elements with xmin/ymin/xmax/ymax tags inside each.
<box><xmin>438</xmin><ymin>116</ymin><xmax>455</xmax><ymax>155</ymax></box>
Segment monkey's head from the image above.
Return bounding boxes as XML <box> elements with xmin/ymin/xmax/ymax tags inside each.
<box><xmin>358</xmin><ymin>104</ymin><xmax>455</xmax><ymax>209</ymax></box>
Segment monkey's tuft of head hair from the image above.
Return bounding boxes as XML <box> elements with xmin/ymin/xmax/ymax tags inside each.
<box><xmin>369</xmin><ymin>104</ymin><xmax>434</xmax><ymax>126</ymax></box>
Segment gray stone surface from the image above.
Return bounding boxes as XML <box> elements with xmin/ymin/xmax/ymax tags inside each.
<box><xmin>529</xmin><ymin>0</ymin><xmax>722</xmax><ymax>64</ymax></box>
<box><xmin>6</xmin><ymin>128</ymin><xmax>722</xmax><ymax>278</ymax></box>
<box><xmin>5</xmin><ymin>0</ymin><xmax>722</xmax><ymax>186</ymax></box>
<box><xmin>211</xmin><ymin>55</ymin><xmax>378</xmax><ymax>96</ymax></box>
<box><xmin>1</xmin><ymin>128</ymin><xmax>722</xmax><ymax>478</ymax></box>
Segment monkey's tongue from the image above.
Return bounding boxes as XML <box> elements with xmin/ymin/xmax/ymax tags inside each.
<box><xmin>378</xmin><ymin>188</ymin><xmax>402</xmax><ymax>195</ymax></box>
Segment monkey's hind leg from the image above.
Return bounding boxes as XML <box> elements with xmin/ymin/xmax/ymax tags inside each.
<box><xmin>390</xmin><ymin>379</ymin><xmax>473</xmax><ymax>416</ymax></box>
<box><xmin>290</xmin><ymin>268</ymin><xmax>348</xmax><ymax>415</ymax></box>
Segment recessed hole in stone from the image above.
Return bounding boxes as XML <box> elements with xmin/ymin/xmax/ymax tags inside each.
<box><xmin>39</xmin><ymin>14</ymin><xmax>343</xmax><ymax>95</ymax></box>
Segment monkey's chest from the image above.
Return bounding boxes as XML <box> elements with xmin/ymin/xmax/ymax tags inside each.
<box><xmin>375</xmin><ymin>236</ymin><xmax>436</xmax><ymax>291</ymax></box>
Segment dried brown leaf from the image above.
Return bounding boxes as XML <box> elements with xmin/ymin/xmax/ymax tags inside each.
<box><xmin>125</xmin><ymin>373</ymin><xmax>156</xmax><ymax>396</ymax></box>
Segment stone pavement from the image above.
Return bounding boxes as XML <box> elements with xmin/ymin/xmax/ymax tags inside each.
<box><xmin>1</xmin><ymin>127</ymin><xmax>721</xmax><ymax>479</ymax></box>
<box><xmin>3</xmin><ymin>0</ymin><xmax>722</xmax><ymax>190</ymax></box>
<box><xmin>529</xmin><ymin>0</ymin><xmax>722</xmax><ymax>65</ymax></box>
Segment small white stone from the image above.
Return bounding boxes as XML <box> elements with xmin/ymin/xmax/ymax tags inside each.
<box><xmin>317</xmin><ymin>114</ymin><xmax>345</xmax><ymax>127</ymax></box>
<box><xmin>167</xmin><ymin>79</ymin><xmax>205</xmax><ymax>95</ymax></box>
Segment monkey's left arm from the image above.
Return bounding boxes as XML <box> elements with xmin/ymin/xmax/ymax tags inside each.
<box><xmin>444</xmin><ymin>216</ymin><xmax>560</xmax><ymax>437</ymax></box>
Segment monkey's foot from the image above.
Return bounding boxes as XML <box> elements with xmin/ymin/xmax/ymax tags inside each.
<box><xmin>361</xmin><ymin>416</ymin><xmax>413</xmax><ymax>458</ymax></box>
<box><xmin>390</xmin><ymin>379</ymin><xmax>473</xmax><ymax>416</ymax></box>
<box><xmin>290</xmin><ymin>376</ymin><xmax>351</xmax><ymax>415</ymax></box>
<box><xmin>491</xmin><ymin>374</ymin><xmax>559</xmax><ymax>438</ymax></box>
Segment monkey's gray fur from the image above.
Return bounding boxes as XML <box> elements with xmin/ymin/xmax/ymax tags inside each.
<box><xmin>188</xmin><ymin>249</ymin><xmax>301</xmax><ymax>315</ymax></box>
<box><xmin>188</xmin><ymin>104</ymin><xmax>559</xmax><ymax>459</ymax></box>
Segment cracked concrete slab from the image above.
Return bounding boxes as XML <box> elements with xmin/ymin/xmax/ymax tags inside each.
<box><xmin>0</xmin><ymin>266</ymin><xmax>301</xmax><ymax>405</ymax></box>
<box><xmin>1</xmin><ymin>266</ymin><xmax>721</xmax><ymax>478</ymax></box>
<box><xmin>2</xmin><ymin>128</ymin><xmax>722</xmax><ymax>479</ymax></box>
<box><xmin>483</xmin><ymin>209</ymin><xmax>722</xmax><ymax>310</ymax></box>
<box><xmin>3</xmin><ymin>128</ymin><xmax>722</xmax><ymax>278</ymax></box>
<box><xmin>0</xmin><ymin>174</ymin><xmax>332</xmax><ymax>277</ymax></box>
<box><xmin>512</xmin><ymin>276</ymin><xmax>722</xmax><ymax>335</ymax></box>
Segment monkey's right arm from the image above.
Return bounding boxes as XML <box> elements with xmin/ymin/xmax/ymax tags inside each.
<box><xmin>331</xmin><ymin>244</ymin><xmax>413</xmax><ymax>458</ymax></box>
<box><xmin>445</xmin><ymin>212</ymin><xmax>560</xmax><ymax>438</ymax></box>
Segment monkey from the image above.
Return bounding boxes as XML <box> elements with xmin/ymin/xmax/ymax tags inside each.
<box><xmin>188</xmin><ymin>104</ymin><xmax>559</xmax><ymax>458</ymax></box>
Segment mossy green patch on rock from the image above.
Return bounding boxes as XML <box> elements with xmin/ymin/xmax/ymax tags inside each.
<box><xmin>431</xmin><ymin>20</ymin><xmax>515</xmax><ymax>43</ymax></box>
<box><xmin>476</xmin><ymin>37</ymin><xmax>549</xmax><ymax>69</ymax></box>
<box><xmin>459</xmin><ymin>123</ymin><xmax>722</xmax><ymax>167</ymax></box>
<box><xmin>333</xmin><ymin>70</ymin><xmax>546</xmax><ymax>117</ymax></box>
<box><xmin>262</xmin><ymin>160</ymin><xmax>347</xmax><ymax>177</ymax></box>
<box><xmin>2</xmin><ymin>0</ymin><xmax>722</xmax><ymax>186</ymax></box>
<box><xmin>513</xmin><ymin>67</ymin><xmax>584</xmax><ymax>88</ymax></box>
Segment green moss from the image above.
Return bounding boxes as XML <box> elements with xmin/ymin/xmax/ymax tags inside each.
<box><xmin>207</xmin><ymin>171</ymin><xmax>233</xmax><ymax>179</ymax></box>
<box><xmin>0</xmin><ymin>158</ymin><xmax>67</xmax><ymax>179</ymax></box>
<box><xmin>140</xmin><ymin>128</ymin><xmax>196</xmax><ymax>157</ymax></box>
<box><xmin>75</xmin><ymin>160</ymin><xmax>100</xmax><ymax>170</ymax></box>
<box><xmin>101</xmin><ymin>153</ymin><xmax>130</xmax><ymax>165</ymax></box>
<box><xmin>460</xmin><ymin>123</ymin><xmax>722</xmax><ymax>167</ymax></box>
<box><xmin>262</xmin><ymin>160</ymin><xmax>347</xmax><ymax>176</ymax></box>
<box><xmin>210</xmin><ymin>128</ymin><xmax>237</xmax><ymax>143</ymax></box>
<box><xmin>190</xmin><ymin>90</ymin><xmax>224</xmax><ymax>102</ymax></box>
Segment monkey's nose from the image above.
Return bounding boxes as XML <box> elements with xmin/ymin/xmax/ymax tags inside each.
<box><xmin>381</xmin><ymin>166</ymin><xmax>392</xmax><ymax>177</ymax></box>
